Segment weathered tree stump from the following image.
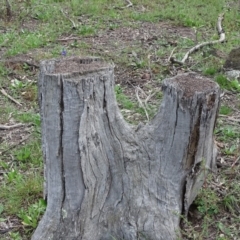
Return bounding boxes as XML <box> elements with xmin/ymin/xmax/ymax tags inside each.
<box><xmin>32</xmin><ymin>57</ymin><xmax>220</xmax><ymax>240</ymax></box>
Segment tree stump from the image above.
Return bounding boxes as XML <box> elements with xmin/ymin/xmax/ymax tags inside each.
<box><xmin>32</xmin><ymin>57</ymin><xmax>220</xmax><ymax>240</ymax></box>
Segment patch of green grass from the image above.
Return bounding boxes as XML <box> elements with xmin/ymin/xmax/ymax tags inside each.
<box><xmin>14</xmin><ymin>112</ymin><xmax>40</xmax><ymax>127</ymax></box>
<box><xmin>215</xmin><ymin>75</ymin><xmax>240</xmax><ymax>92</ymax></box>
<box><xmin>223</xmin><ymin>144</ymin><xmax>237</xmax><ymax>155</ymax></box>
<box><xmin>0</xmin><ymin>172</ymin><xmax>43</xmax><ymax>214</ymax></box>
<box><xmin>0</xmin><ymin>63</ymin><xmax>9</xmax><ymax>77</ymax></box>
<box><xmin>17</xmin><ymin>199</ymin><xmax>46</xmax><ymax>230</ymax></box>
<box><xmin>215</xmin><ymin>125</ymin><xmax>240</xmax><ymax>141</ymax></box>
<box><xmin>14</xmin><ymin>140</ymin><xmax>42</xmax><ymax>166</ymax></box>
<box><xmin>8</xmin><ymin>231</ymin><xmax>23</xmax><ymax>240</ymax></box>
<box><xmin>78</xmin><ymin>25</ymin><xmax>96</xmax><ymax>36</ymax></box>
<box><xmin>204</xmin><ymin>66</ymin><xmax>218</xmax><ymax>76</ymax></box>
<box><xmin>0</xmin><ymin>103</ymin><xmax>16</xmax><ymax>124</ymax></box>
<box><xmin>219</xmin><ymin>105</ymin><xmax>232</xmax><ymax>115</ymax></box>
<box><xmin>222</xmin><ymin>182</ymin><xmax>240</xmax><ymax>214</ymax></box>
<box><xmin>115</xmin><ymin>85</ymin><xmax>135</xmax><ymax>110</ymax></box>
<box><xmin>195</xmin><ymin>187</ymin><xmax>219</xmax><ymax>216</ymax></box>
<box><xmin>5</xmin><ymin>30</ymin><xmax>55</xmax><ymax>56</ymax></box>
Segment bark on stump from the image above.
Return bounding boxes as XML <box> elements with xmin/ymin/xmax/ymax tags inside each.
<box><xmin>32</xmin><ymin>57</ymin><xmax>220</xmax><ymax>240</ymax></box>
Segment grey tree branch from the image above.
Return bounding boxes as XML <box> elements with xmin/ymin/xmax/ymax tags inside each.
<box><xmin>135</xmin><ymin>87</ymin><xmax>149</xmax><ymax>121</ymax></box>
<box><xmin>60</xmin><ymin>9</ymin><xmax>77</xmax><ymax>30</ymax></box>
<box><xmin>125</xmin><ymin>0</ymin><xmax>133</xmax><ymax>8</ymax></box>
<box><xmin>170</xmin><ymin>13</ymin><xmax>225</xmax><ymax>65</ymax></box>
<box><xmin>0</xmin><ymin>89</ymin><xmax>22</xmax><ymax>106</ymax></box>
<box><xmin>0</xmin><ymin>123</ymin><xmax>25</xmax><ymax>130</ymax></box>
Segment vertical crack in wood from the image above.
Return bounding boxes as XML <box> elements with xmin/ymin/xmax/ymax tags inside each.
<box><xmin>59</xmin><ymin>75</ymin><xmax>66</xmax><ymax>221</ymax></box>
<box><xmin>185</xmin><ymin>102</ymin><xmax>202</xmax><ymax>170</ymax></box>
<box><xmin>181</xmin><ymin>178</ymin><xmax>188</xmax><ymax>218</ymax></box>
<box><xmin>171</xmin><ymin>101</ymin><xmax>178</xmax><ymax>149</ymax></box>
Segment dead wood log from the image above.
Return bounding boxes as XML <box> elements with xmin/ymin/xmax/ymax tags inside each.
<box><xmin>32</xmin><ymin>57</ymin><xmax>220</xmax><ymax>240</ymax></box>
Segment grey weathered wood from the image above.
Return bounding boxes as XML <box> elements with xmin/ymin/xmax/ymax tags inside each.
<box><xmin>32</xmin><ymin>57</ymin><xmax>220</xmax><ymax>240</ymax></box>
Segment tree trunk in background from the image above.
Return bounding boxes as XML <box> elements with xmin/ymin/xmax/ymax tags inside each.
<box><xmin>32</xmin><ymin>57</ymin><xmax>220</xmax><ymax>240</ymax></box>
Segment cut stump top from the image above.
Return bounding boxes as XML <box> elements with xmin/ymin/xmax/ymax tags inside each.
<box><xmin>170</xmin><ymin>73</ymin><xmax>218</xmax><ymax>98</ymax></box>
<box><xmin>41</xmin><ymin>56</ymin><xmax>110</xmax><ymax>75</ymax></box>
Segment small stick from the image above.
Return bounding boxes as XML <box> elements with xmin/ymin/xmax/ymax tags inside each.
<box><xmin>119</xmin><ymin>0</ymin><xmax>133</xmax><ymax>9</ymax></box>
<box><xmin>171</xmin><ymin>13</ymin><xmax>225</xmax><ymax>65</ymax></box>
<box><xmin>168</xmin><ymin>47</ymin><xmax>176</xmax><ymax>62</ymax></box>
<box><xmin>0</xmin><ymin>123</ymin><xmax>25</xmax><ymax>130</ymax></box>
<box><xmin>60</xmin><ymin>9</ymin><xmax>77</xmax><ymax>29</ymax></box>
<box><xmin>126</xmin><ymin>0</ymin><xmax>133</xmax><ymax>8</ymax></box>
<box><xmin>231</xmin><ymin>156</ymin><xmax>240</xmax><ymax>168</ymax></box>
<box><xmin>0</xmin><ymin>89</ymin><xmax>22</xmax><ymax>106</ymax></box>
<box><xmin>145</xmin><ymin>91</ymin><xmax>156</xmax><ymax>107</ymax></box>
<box><xmin>57</xmin><ymin>36</ymin><xmax>80</xmax><ymax>41</ymax></box>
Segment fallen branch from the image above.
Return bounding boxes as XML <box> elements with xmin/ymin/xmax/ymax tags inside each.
<box><xmin>0</xmin><ymin>123</ymin><xmax>25</xmax><ymax>130</ymax></box>
<box><xmin>231</xmin><ymin>156</ymin><xmax>240</xmax><ymax>168</ymax></box>
<box><xmin>117</xmin><ymin>0</ymin><xmax>133</xmax><ymax>9</ymax></box>
<box><xmin>125</xmin><ymin>0</ymin><xmax>133</xmax><ymax>8</ymax></box>
<box><xmin>167</xmin><ymin>47</ymin><xmax>176</xmax><ymax>62</ymax></box>
<box><xmin>145</xmin><ymin>91</ymin><xmax>156</xmax><ymax>108</ymax></box>
<box><xmin>170</xmin><ymin>13</ymin><xmax>225</xmax><ymax>65</ymax></box>
<box><xmin>60</xmin><ymin>9</ymin><xmax>77</xmax><ymax>30</ymax></box>
<box><xmin>57</xmin><ymin>36</ymin><xmax>80</xmax><ymax>41</ymax></box>
<box><xmin>0</xmin><ymin>89</ymin><xmax>22</xmax><ymax>106</ymax></box>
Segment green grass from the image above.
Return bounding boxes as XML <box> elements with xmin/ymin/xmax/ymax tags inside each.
<box><xmin>219</xmin><ymin>105</ymin><xmax>232</xmax><ymax>115</ymax></box>
<box><xmin>0</xmin><ymin>0</ymin><xmax>240</xmax><ymax>239</ymax></box>
<box><xmin>215</xmin><ymin>75</ymin><xmax>240</xmax><ymax>91</ymax></box>
<box><xmin>204</xmin><ymin>67</ymin><xmax>218</xmax><ymax>76</ymax></box>
<box><xmin>115</xmin><ymin>85</ymin><xmax>135</xmax><ymax>110</ymax></box>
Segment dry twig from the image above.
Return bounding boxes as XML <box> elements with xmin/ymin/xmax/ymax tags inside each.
<box><xmin>170</xmin><ymin>13</ymin><xmax>225</xmax><ymax>65</ymax></box>
<box><xmin>125</xmin><ymin>0</ymin><xmax>133</xmax><ymax>8</ymax></box>
<box><xmin>60</xmin><ymin>9</ymin><xmax>77</xmax><ymax>29</ymax></box>
<box><xmin>135</xmin><ymin>87</ymin><xmax>149</xmax><ymax>121</ymax></box>
<box><xmin>57</xmin><ymin>36</ymin><xmax>80</xmax><ymax>41</ymax></box>
<box><xmin>0</xmin><ymin>89</ymin><xmax>22</xmax><ymax>106</ymax></box>
<box><xmin>167</xmin><ymin>47</ymin><xmax>176</xmax><ymax>62</ymax></box>
<box><xmin>145</xmin><ymin>91</ymin><xmax>156</xmax><ymax>108</ymax></box>
<box><xmin>231</xmin><ymin>156</ymin><xmax>240</xmax><ymax>168</ymax></box>
<box><xmin>0</xmin><ymin>123</ymin><xmax>25</xmax><ymax>130</ymax></box>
